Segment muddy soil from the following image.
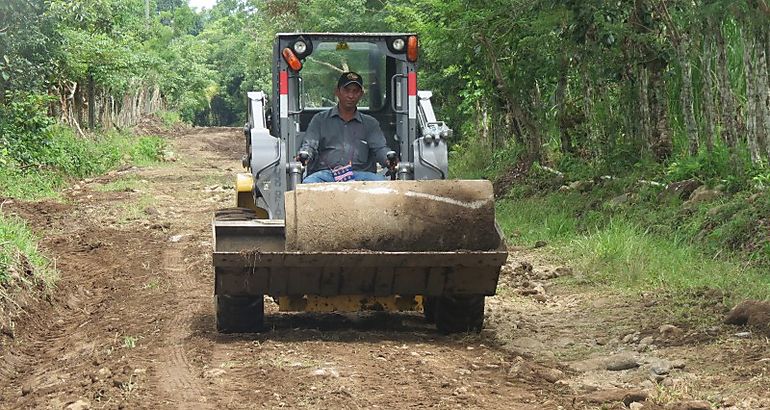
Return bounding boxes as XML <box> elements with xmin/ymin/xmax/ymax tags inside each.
<box><xmin>286</xmin><ymin>180</ymin><xmax>498</xmax><ymax>251</ymax></box>
<box><xmin>1</xmin><ymin>128</ymin><xmax>768</xmax><ymax>409</ymax></box>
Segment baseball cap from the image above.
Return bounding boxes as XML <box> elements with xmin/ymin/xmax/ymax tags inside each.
<box><xmin>337</xmin><ymin>71</ymin><xmax>364</xmax><ymax>89</ymax></box>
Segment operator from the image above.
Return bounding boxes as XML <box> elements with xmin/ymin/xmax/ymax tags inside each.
<box><xmin>296</xmin><ymin>71</ymin><xmax>397</xmax><ymax>183</ymax></box>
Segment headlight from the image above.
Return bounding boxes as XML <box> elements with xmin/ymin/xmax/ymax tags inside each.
<box><xmin>392</xmin><ymin>38</ymin><xmax>405</xmax><ymax>51</ymax></box>
<box><xmin>293</xmin><ymin>41</ymin><xmax>307</xmax><ymax>54</ymax></box>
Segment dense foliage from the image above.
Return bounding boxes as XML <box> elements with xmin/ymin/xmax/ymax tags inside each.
<box><xmin>396</xmin><ymin>0</ymin><xmax>770</xmax><ymax>184</ymax></box>
<box><xmin>4</xmin><ymin>0</ymin><xmax>767</xmax><ymax>183</ymax></box>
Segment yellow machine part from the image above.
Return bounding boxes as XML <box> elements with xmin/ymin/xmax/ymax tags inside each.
<box><xmin>278</xmin><ymin>295</ymin><xmax>424</xmax><ymax>312</ymax></box>
<box><xmin>235</xmin><ymin>173</ymin><xmax>269</xmax><ymax>218</ymax></box>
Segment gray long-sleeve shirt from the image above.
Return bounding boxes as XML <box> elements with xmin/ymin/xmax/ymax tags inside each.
<box><xmin>298</xmin><ymin>106</ymin><xmax>391</xmax><ymax>174</ymax></box>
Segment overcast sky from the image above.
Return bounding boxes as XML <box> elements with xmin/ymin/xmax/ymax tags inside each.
<box><xmin>188</xmin><ymin>0</ymin><xmax>217</xmax><ymax>10</ymax></box>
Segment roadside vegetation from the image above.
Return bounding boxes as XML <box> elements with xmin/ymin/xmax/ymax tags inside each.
<box><xmin>452</xmin><ymin>144</ymin><xmax>770</xmax><ymax>311</ymax></box>
<box><xmin>0</xmin><ymin>93</ymin><xmax>167</xmax><ymax>292</ymax></box>
<box><xmin>0</xmin><ymin>212</ymin><xmax>56</xmax><ymax>287</ymax></box>
<box><xmin>414</xmin><ymin>0</ymin><xmax>770</xmax><ymax>316</ymax></box>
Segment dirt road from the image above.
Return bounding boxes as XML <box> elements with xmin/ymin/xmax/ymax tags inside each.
<box><xmin>1</xmin><ymin>128</ymin><xmax>768</xmax><ymax>409</ymax></box>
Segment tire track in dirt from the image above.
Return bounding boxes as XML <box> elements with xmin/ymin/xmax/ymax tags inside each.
<box><xmin>155</xmin><ymin>238</ymin><xmax>214</xmax><ymax>409</ymax></box>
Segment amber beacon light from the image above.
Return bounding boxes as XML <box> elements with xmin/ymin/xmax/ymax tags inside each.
<box><xmin>406</xmin><ymin>36</ymin><xmax>418</xmax><ymax>62</ymax></box>
<box><xmin>282</xmin><ymin>47</ymin><xmax>303</xmax><ymax>71</ymax></box>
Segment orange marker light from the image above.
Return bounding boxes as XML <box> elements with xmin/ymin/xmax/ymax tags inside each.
<box><xmin>406</xmin><ymin>36</ymin><xmax>418</xmax><ymax>62</ymax></box>
<box><xmin>282</xmin><ymin>47</ymin><xmax>302</xmax><ymax>71</ymax></box>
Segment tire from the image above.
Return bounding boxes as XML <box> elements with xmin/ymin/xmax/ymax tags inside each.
<box><xmin>215</xmin><ymin>295</ymin><xmax>264</xmax><ymax>333</ymax></box>
<box><xmin>423</xmin><ymin>296</ymin><xmax>436</xmax><ymax>323</ymax></box>
<box><xmin>434</xmin><ymin>295</ymin><xmax>485</xmax><ymax>334</ymax></box>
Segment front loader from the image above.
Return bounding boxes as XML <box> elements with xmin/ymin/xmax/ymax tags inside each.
<box><xmin>213</xmin><ymin>33</ymin><xmax>507</xmax><ymax>334</ymax></box>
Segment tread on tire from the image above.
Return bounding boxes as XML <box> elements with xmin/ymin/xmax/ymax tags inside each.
<box><xmin>215</xmin><ymin>295</ymin><xmax>265</xmax><ymax>333</ymax></box>
<box><xmin>434</xmin><ymin>295</ymin><xmax>485</xmax><ymax>334</ymax></box>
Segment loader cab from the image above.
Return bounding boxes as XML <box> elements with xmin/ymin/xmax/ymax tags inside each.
<box><xmin>243</xmin><ymin>33</ymin><xmax>450</xmax><ymax>220</ymax></box>
<box><xmin>271</xmin><ymin>33</ymin><xmax>419</xmax><ymax>165</ymax></box>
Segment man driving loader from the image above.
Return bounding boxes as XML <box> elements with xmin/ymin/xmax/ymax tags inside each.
<box><xmin>296</xmin><ymin>71</ymin><xmax>397</xmax><ymax>182</ymax></box>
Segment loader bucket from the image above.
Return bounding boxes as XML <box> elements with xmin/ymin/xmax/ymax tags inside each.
<box><xmin>213</xmin><ymin>218</ymin><xmax>507</xmax><ymax>299</ymax></box>
<box><xmin>214</xmin><ymin>180</ymin><xmax>506</xmax><ymax>298</ymax></box>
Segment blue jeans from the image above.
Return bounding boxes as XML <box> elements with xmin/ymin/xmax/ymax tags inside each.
<box><xmin>303</xmin><ymin>169</ymin><xmax>385</xmax><ymax>183</ymax></box>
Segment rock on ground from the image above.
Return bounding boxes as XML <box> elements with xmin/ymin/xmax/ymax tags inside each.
<box><xmin>579</xmin><ymin>388</ymin><xmax>648</xmax><ymax>406</ymax></box>
<box><xmin>666</xmin><ymin>400</ymin><xmax>712</xmax><ymax>410</ymax></box>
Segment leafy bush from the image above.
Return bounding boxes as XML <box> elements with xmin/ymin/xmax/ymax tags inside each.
<box><xmin>0</xmin><ymin>92</ymin><xmax>56</xmax><ymax>167</ymax></box>
<box><xmin>449</xmin><ymin>137</ymin><xmax>524</xmax><ymax>180</ymax></box>
<box><xmin>664</xmin><ymin>146</ymin><xmax>732</xmax><ymax>184</ymax></box>
<box><xmin>40</xmin><ymin>127</ymin><xmax>110</xmax><ymax>178</ymax></box>
<box><xmin>130</xmin><ymin>136</ymin><xmax>167</xmax><ymax>165</ymax></box>
<box><xmin>155</xmin><ymin>110</ymin><xmax>183</xmax><ymax>127</ymax></box>
<box><xmin>748</xmin><ymin>160</ymin><xmax>770</xmax><ymax>190</ymax></box>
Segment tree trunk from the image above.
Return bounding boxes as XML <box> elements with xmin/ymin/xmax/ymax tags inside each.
<box><xmin>715</xmin><ymin>24</ymin><xmax>741</xmax><ymax>170</ymax></box>
<box><xmin>765</xmin><ymin>27</ymin><xmax>770</xmax><ymax>92</ymax></box>
<box><xmin>73</xmin><ymin>81</ymin><xmax>83</xmax><ymax>129</ymax></box>
<box><xmin>87</xmin><ymin>71</ymin><xmax>96</xmax><ymax>130</ymax></box>
<box><xmin>677</xmin><ymin>34</ymin><xmax>699</xmax><ymax>156</ymax></box>
<box><xmin>648</xmin><ymin>58</ymin><xmax>672</xmax><ymax>161</ymax></box>
<box><xmin>582</xmin><ymin>70</ymin><xmax>594</xmax><ymax>145</ymax></box>
<box><xmin>638</xmin><ymin>66</ymin><xmax>651</xmax><ymax>147</ymax></box>
<box><xmin>744</xmin><ymin>29</ymin><xmax>760</xmax><ymax>163</ymax></box>
<box><xmin>701</xmin><ymin>32</ymin><xmax>716</xmax><ymax>153</ymax></box>
<box><xmin>758</xmin><ymin>28</ymin><xmax>770</xmax><ymax>160</ymax></box>
<box><xmin>556</xmin><ymin>54</ymin><xmax>572</xmax><ymax>153</ymax></box>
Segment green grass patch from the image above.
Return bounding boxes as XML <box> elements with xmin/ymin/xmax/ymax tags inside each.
<box><xmin>154</xmin><ymin>110</ymin><xmax>183</xmax><ymax>128</ymax></box>
<box><xmin>460</xmin><ymin>132</ymin><xmax>770</xmax><ymax>305</ymax></box>
<box><xmin>496</xmin><ymin>193</ymin><xmax>581</xmax><ymax>245</ymax></box>
<box><xmin>117</xmin><ymin>195</ymin><xmax>155</xmax><ymax>224</ymax></box>
<box><xmin>0</xmin><ymin>211</ymin><xmax>55</xmax><ymax>287</ymax></box>
<box><xmin>568</xmin><ymin>220</ymin><xmax>769</xmax><ymax>298</ymax></box>
<box><xmin>94</xmin><ymin>175</ymin><xmax>141</xmax><ymax>193</ymax></box>
<box><xmin>0</xmin><ymin>167</ymin><xmax>66</xmax><ymax>201</ymax></box>
<box><xmin>0</xmin><ymin>126</ymin><xmax>167</xmax><ymax>200</ymax></box>
<box><xmin>495</xmin><ymin>190</ymin><xmax>770</xmax><ymax>304</ymax></box>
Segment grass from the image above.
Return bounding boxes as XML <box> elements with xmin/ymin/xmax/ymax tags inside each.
<box><xmin>143</xmin><ymin>278</ymin><xmax>161</xmax><ymax>290</ymax></box>
<box><xmin>122</xmin><ymin>335</ymin><xmax>137</xmax><ymax>349</ymax></box>
<box><xmin>0</xmin><ymin>127</ymin><xmax>167</xmax><ymax>201</ymax></box>
<box><xmin>494</xmin><ymin>190</ymin><xmax>770</xmax><ymax>306</ymax></box>
<box><xmin>0</xmin><ymin>168</ymin><xmax>66</xmax><ymax>201</ymax></box>
<box><xmin>95</xmin><ymin>175</ymin><xmax>141</xmax><ymax>192</ymax></box>
<box><xmin>449</xmin><ymin>135</ymin><xmax>770</xmax><ymax>312</ymax></box>
<box><xmin>117</xmin><ymin>195</ymin><xmax>155</xmax><ymax>224</ymax></box>
<box><xmin>0</xmin><ymin>211</ymin><xmax>56</xmax><ymax>286</ymax></box>
<box><xmin>569</xmin><ymin>220</ymin><xmax>769</xmax><ymax>299</ymax></box>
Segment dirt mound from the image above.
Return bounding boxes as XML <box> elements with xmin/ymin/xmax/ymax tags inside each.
<box><xmin>725</xmin><ymin>300</ymin><xmax>770</xmax><ymax>332</ymax></box>
<box><xmin>492</xmin><ymin>161</ymin><xmax>530</xmax><ymax>197</ymax></box>
<box><xmin>286</xmin><ymin>180</ymin><xmax>500</xmax><ymax>252</ymax></box>
<box><xmin>132</xmin><ymin>114</ymin><xmax>190</xmax><ymax>137</ymax></box>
